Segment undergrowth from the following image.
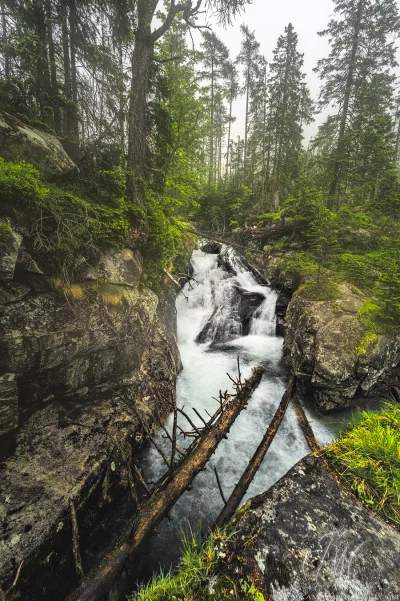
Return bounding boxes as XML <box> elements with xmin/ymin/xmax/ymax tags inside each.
<box><xmin>130</xmin><ymin>529</ymin><xmax>265</xmax><ymax>601</ymax></box>
<box><xmin>325</xmin><ymin>404</ymin><xmax>400</xmax><ymax>525</ymax></box>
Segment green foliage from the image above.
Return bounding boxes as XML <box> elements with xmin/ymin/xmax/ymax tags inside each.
<box><xmin>0</xmin><ymin>158</ymin><xmax>48</xmax><ymax>211</ymax></box>
<box><xmin>130</xmin><ymin>528</ymin><xmax>265</xmax><ymax>601</ymax></box>
<box><xmin>142</xmin><ymin>192</ymin><xmax>184</xmax><ymax>287</ymax></box>
<box><xmin>0</xmin><ymin>159</ymin><xmax>131</xmax><ymax>274</ymax></box>
<box><xmin>278</xmin><ymin>252</ymin><xmax>319</xmax><ymax>289</ymax></box>
<box><xmin>355</xmin><ymin>332</ymin><xmax>379</xmax><ymax>357</ymax></box>
<box><xmin>325</xmin><ymin>404</ymin><xmax>400</xmax><ymax>524</ymax></box>
<box><xmin>0</xmin><ymin>219</ymin><xmax>12</xmax><ymax>242</ymax></box>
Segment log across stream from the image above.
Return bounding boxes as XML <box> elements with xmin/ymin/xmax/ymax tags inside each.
<box><xmin>134</xmin><ymin>248</ymin><xmax>336</xmax><ymax>582</ymax></box>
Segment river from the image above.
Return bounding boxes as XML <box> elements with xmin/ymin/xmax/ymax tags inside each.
<box><xmin>135</xmin><ymin>247</ymin><xmax>336</xmax><ymax>581</ymax></box>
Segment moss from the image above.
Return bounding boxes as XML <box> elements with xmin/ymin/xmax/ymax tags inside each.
<box><xmin>0</xmin><ymin>219</ymin><xmax>12</xmax><ymax>242</ymax></box>
<box><xmin>325</xmin><ymin>404</ymin><xmax>400</xmax><ymax>525</ymax></box>
<box><xmin>296</xmin><ymin>281</ymin><xmax>340</xmax><ymax>301</ymax></box>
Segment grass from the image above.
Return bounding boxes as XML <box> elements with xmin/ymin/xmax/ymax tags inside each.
<box><xmin>325</xmin><ymin>404</ymin><xmax>400</xmax><ymax>525</ymax></box>
<box><xmin>130</xmin><ymin>528</ymin><xmax>266</xmax><ymax>601</ymax></box>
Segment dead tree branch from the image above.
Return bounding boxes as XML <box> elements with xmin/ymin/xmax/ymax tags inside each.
<box><xmin>65</xmin><ymin>367</ymin><xmax>264</xmax><ymax>601</ymax></box>
<box><xmin>70</xmin><ymin>502</ymin><xmax>84</xmax><ymax>581</ymax></box>
<box><xmin>215</xmin><ymin>375</ymin><xmax>297</xmax><ymax>530</ymax></box>
<box><xmin>214</xmin><ymin>467</ymin><xmax>227</xmax><ymax>506</ymax></box>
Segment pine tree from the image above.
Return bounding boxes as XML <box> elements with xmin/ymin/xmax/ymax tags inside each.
<box><xmin>236</xmin><ymin>24</ymin><xmax>261</xmax><ymax>178</ymax></box>
<box><xmin>267</xmin><ymin>23</ymin><xmax>313</xmax><ymax>210</ymax></box>
<box><xmin>315</xmin><ymin>0</ymin><xmax>400</xmax><ymax>205</ymax></box>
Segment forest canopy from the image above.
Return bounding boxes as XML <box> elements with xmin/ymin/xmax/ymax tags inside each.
<box><xmin>0</xmin><ymin>0</ymin><xmax>399</xmax><ymax>301</ymax></box>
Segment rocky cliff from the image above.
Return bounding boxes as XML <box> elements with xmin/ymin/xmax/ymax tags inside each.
<box><xmin>0</xmin><ymin>121</ymin><xmax>185</xmax><ymax>599</ymax></box>
<box><xmin>227</xmin><ymin>228</ymin><xmax>400</xmax><ymax>412</ymax></box>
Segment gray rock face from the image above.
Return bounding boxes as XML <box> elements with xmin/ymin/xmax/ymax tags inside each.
<box><xmin>0</xmin><ymin>373</ymin><xmax>18</xmax><ymax>435</ymax></box>
<box><xmin>284</xmin><ymin>283</ymin><xmax>400</xmax><ymax>411</ymax></box>
<box><xmin>227</xmin><ymin>455</ymin><xmax>400</xmax><ymax>601</ymax></box>
<box><xmin>86</xmin><ymin>248</ymin><xmax>143</xmax><ymax>288</ymax></box>
<box><xmin>0</xmin><ymin>229</ymin><xmax>22</xmax><ymax>281</ymax></box>
<box><xmin>0</xmin><ymin>110</ymin><xmax>77</xmax><ymax>179</ymax></box>
<box><xmin>0</xmin><ymin>228</ymin><xmax>183</xmax><ymax>598</ymax></box>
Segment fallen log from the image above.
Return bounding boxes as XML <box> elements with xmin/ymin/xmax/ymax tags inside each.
<box><xmin>293</xmin><ymin>397</ymin><xmax>320</xmax><ymax>454</ymax></box>
<box><xmin>65</xmin><ymin>366</ymin><xmax>264</xmax><ymax>601</ymax></box>
<box><xmin>215</xmin><ymin>375</ymin><xmax>296</xmax><ymax>530</ymax></box>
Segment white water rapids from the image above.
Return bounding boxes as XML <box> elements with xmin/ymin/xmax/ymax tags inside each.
<box><xmin>137</xmin><ymin>248</ymin><xmax>335</xmax><ymax>577</ymax></box>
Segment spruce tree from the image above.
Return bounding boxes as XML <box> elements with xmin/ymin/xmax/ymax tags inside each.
<box><xmin>315</xmin><ymin>0</ymin><xmax>400</xmax><ymax>205</ymax></box>
<box><xmin>268</xmin><ymin>23</ymin><xmax>313</xmax><ymax>210</ymax></box>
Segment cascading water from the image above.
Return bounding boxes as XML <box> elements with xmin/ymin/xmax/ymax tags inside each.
<box><xmin>136</xmin><ymin>247</ymin><xmax>335</xmax><ymax>579</ymax></box>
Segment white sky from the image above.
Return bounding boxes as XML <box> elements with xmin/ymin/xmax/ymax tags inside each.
<box><xmin>190</xmin><ymin>0</ymin><xmax>400</xmax><ymax>143</ymax></box>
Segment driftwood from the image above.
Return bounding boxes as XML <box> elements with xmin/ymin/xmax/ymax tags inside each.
<box><xmin>215</xmin><ymin>375</ymin><xmax>297</xmax><ymax>530</ymax></box>
<box><xmin>65</xmin><ymin>366</ymin><xmax>264</xmax><ymax>601</ymax></box>
<box><xmin>293</xmin><ymin>397</ymin><xmax>320</xmax><ymax>454</ymax></box>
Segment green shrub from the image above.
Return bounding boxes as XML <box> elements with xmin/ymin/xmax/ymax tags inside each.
<box><xmin>0</xmin><ymin>159</ymin><xmax>131</xmax><ymax>273</ymax></box>
<box><xmin>325</xmin><ymin>404</ymin><xmax>400</xmax><ymax>524</ymax></box>
<box><xmin>0</xmin><ymin>158</ymin><xmax>48</xmax><ymax>211</ymax></box>
<box><xmin>142</xmin><ymin>192</ymin><xmax>184</xmax><ymax>287</ymax></box>
<box><xmin>0</xmin><ymin>219</ymin><xmax>12</xmax><ymax>242</ymax></box>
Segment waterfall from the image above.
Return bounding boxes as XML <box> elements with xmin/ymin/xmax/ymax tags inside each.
<box><xmin>136</xmin><ymin>248</ymin><xmax>334</xmax><ymax>579</ymax></box>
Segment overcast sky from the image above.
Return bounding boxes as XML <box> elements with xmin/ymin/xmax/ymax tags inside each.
<box><xmin>190</xmin><ymin>0</ymin><xmax>400</xmax><ymax>143</ymax></box>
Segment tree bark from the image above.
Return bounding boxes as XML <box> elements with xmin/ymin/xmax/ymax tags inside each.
<box><xmin>46</xmin><ymin>0</ymin><xmax>62</xmax><ymax>134</ymax></box>
<box><xmin>65</xmin><ymin>367</ymin><xmax>264</xmax><ymax>601</ymax></box>
<box><xmin>329</xmin><ymin>0</ymin><xmax>364</xmax><ymax>204</ymax></box>
<box><xmin>215</xmin><ymin>375</ymin><xmax>296</xmax><ymax>530</ymax></box>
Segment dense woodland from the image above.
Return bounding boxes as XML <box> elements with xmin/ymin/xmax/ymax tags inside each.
<box><xmin>0</xmin><ymin>0</ymin><xmax>400</xmax><ymax>325</ymax></box>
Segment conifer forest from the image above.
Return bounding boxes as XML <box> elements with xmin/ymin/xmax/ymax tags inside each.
<box><xmin>0</xmin><ymin>2</ymin><xmax>400</xmax><ymax>601</ymax></box>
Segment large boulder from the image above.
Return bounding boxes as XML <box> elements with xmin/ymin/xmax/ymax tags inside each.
<box><xmin>0</xmin><ymin>110</ymin><xmax>77</xmax><ymax>179</ymax></box>
<box><xmin>201</xmin><ymin>240</ymin><xmax>222</xmax><ymax>254</ymax></box>
<box><xmin>224</xmin><ymin>455</ymin><xmax>400</xmax><ymax>601</ymax></box>
<box><xmin>284</xmin><ymin>283</ymin><xmax>400</xmax><ymax>411</ymax></box>
<box><xmin>85</xmin><ymin>247</ymin><xmax>143</xmax><ymax>288</ymax></box>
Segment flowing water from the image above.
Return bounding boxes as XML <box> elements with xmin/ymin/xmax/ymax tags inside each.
<box><xmin>136</xmin><ymin>248</ymin><xmax>336</xmax><ymax>579</ymax></box>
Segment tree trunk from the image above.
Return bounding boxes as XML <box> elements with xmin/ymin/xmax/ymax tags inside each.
<box><xmin>65</xmin><ymin>367</ymin><xmax>264</xmax><ymax>601</ymax></box>
<box><xmin>329</xmin><ymin>0</ymin><xmax>364</xmax><ymax>204</ymax></box>
<box><xmin>127</xmin><ymin>24</ymin><xmax>154</xmax><ymax>205</ymax></box>
<box><xmin>68</xmin><ymin>0</ymin><xmax>80</xmax><ymax>163</ymax></box>
<box><xmin>209</xmin><ymin>53</ymin><xmax>215</xmax><ymax>184</ymax></box>
<box><xmin>1</xmin><ymin>2</ymin><xmax>10</xmax><ymax>77</ymax></box>
<box><xmin>46</xmin><ymin>0</ymin><xmax>62</xmax><ymax>134</ymax></box>
<box><xmin>215</xmin><ymin>375</ymin><xmax>296</xmax><ymax>530</ymax></box>
<box><xmin>244</xmin><ymin>61</ymin><xmax>250</xmax><ymax>176</ymax></box>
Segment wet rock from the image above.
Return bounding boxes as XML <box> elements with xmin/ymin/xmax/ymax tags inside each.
<box><xmin>0</xmin><ymin>229</ymin><xmax>22</xmax><ymax>281</ymax></box>
<box><xmin>0</xmin><ymin>110</ymin><xmax>77</xmax><ymax>179</ymax></box>
<box><xmin>201</xmin><ymin>240</ymin><xmax>222</xmax><ymax>254</ymax></box>
<box><xmin>226</xmin><ymin>455</ymin><xmax>400</xmax><ymax>601</ymax></box>
<box><xmin>0</xmin><ymin>373</ymin><xmax>18</xmax><ymax>436</ymax></box>
<box><xmin>85</xmin><ymin>248</ymin><xmax>143</xmax><ymax>288</ymax></box>
<box><xmin>239</xmin><ymin>291</ymin><xmax>265</xmax><ymax>336</ymax></box>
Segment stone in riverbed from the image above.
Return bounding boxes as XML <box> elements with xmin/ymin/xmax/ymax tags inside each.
<box><xmin>201</xmin><ymin>241</ymin><xmax>222</xmax><ymax>254</ymax></box>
